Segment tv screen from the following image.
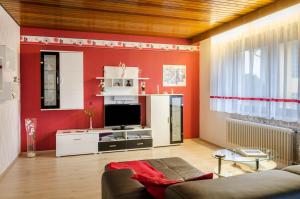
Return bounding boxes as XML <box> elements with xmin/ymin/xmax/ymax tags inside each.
<box><xmin>104</xmin><ymin>104</ymin><xmax>141</xmax><ymax>127</ymax></box>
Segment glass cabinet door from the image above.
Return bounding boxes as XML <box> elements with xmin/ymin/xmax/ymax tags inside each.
<box><xmin>41</xmin><ymin>52</ymin><xmax>60</xmax><ymax>109</ymax></box>
<box><xmin>170</xmin><ymin>95</ymin><xmax>183</xmax><ymax>144</ymax></box>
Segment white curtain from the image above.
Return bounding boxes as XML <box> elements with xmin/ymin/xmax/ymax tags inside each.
<box><xmin>210</xmin><ymin>4</ymin><xmax>300</xmax><ymax>122</ymax></box>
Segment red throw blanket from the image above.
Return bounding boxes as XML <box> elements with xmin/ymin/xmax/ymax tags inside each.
<box><xmin>107</xmin><ymin>160</ymin><xmax>165</xmax><ymax>178</ymax></box>
<box><xmin>107</xmin><ymin>161</ymin><xmax>213</xmax><ymax>199</ymax></box>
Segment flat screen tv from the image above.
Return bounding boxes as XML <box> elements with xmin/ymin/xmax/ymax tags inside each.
<box><xmin>104</xmin><ymin>104</ymin><xmax>141</xmax><ymax>130</ymax></box>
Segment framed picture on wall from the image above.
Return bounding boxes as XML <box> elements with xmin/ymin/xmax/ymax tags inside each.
<box><xmin>163</xmin><ymin>65</ymin><xmax>186</xmax><ymax>87</ymax></box>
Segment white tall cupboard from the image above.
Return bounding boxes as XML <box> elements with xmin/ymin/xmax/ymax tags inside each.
<box><xmin>146</xmin><ymin>94</ymin><xmax>184</xmax><ymax>147</ymax></box>
<box><xmin>146</xmin><ymin>95</ymin><xmax>170</xmax><ymax>147</ymax></box>
<box><xmin>41</xmin><ymin>51</ymin><xmax>83</xmax><ymax>110</ymax></box>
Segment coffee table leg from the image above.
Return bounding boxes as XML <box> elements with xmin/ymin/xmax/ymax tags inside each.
<box><xmin>256</xmin><ymin>158</ymin><xmax>259</xmax><ymax>171</ymax></box>
<box><xmin>218</xmin><ymin>157</ymin><xmax>222</xmax><ymax>174</ymax></box>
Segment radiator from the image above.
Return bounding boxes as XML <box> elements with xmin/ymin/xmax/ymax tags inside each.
<box><xmin>226</xmin><ymin>118</ymin><xmax>297</xmax><ymax>166</ymax></box>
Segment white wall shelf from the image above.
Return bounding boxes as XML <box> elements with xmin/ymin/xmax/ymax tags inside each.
<box><xmin>96</xmin><ymin>94</ymin><xmax>183</xmax><ymax>97</ymax></box>
<box><xmin>96</xmin><ymin>94</ymin><xmax>148</xmax><ymax>97</ymax></box>
<box><xmin>96</xmin><ymin>77</ymin><xmax>150</xmax><ymax>80</ymax></box>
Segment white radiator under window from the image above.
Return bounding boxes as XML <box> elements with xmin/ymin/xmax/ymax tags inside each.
<box><xmin>226</xmin><ymin>118</ymin><xmax>297</xmax><ymax>166</ymax></box>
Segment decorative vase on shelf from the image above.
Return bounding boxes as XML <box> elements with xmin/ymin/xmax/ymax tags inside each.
<box><xmin>25</xmin><ymin>118</ymin><xmax>37</xmax><ymax>158</ymax></box>
<box><xmin>119</xmin><ymin>62</ymin><xmax>126</xmax><ymax>78</ymax></box>
<box><xmin>84</xmin><ymin>108</ymin><xmax>94</xmax><ymax>130</ymax></box>
<box><xmin>99</xmin><ymin>80</ymin><xmax>105</xmax><ymax>95</ymax></box>
<box><xmin>141</xmin><ymin>81</ymin><xmax>146</xmax><ymax>95</ymax></box>
<box><xmin>89</xmin><ymin>117</ymin><xmax>93</xmax><ymax>130</ymax></box>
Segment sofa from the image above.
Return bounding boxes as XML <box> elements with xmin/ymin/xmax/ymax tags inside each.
<box><xmin>101</xmin><ymin>157</ymin><xmax>300</xmax><ymax>199</ymax></box>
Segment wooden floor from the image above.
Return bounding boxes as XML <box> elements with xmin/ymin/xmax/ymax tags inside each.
<box><xmin>0</xmin><ymin>139</ymin><xmax>220</xmax><ymax>199</ymax></box>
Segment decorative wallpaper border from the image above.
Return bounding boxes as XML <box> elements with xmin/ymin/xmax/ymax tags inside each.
<box><xmin>20</xmin><ymin>35</ymin><xmax>199</xmax><ymax>52</ymax></box>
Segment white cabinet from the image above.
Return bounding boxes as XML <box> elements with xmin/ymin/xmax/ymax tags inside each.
<box><xmin>146</xmin><ymin>95</ymin><xmax>184</xmax><ymax>147</ymax></box>
<box><xmin>0</xmin><ymin>45</ymin><xmax>18</xmax><ymax>102</ymax></box>
<box><xmin>41</xmin><ymin>51</ymin><xmax>83</xmax><ymax>110</ymax></box>
<box><xmin>146</xmin><ymin>95</ymin><xmax>170</xmax><ymax>147</ymax></box>
<box><xmin>56</xmin><ymin>127</ymin><xmax>153</xmax><ymax>157</ymax></box>
<box><xmin>56</xmin><ymin>132</ymin><xmax>98</xmax><ymax>157</ymax></box>
<box><xmin>59</xmin><ymin>52</ymin><xmax>84</xmax><ymax>109</ymax></box>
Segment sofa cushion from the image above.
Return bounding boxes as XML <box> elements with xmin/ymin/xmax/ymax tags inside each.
<box><xmin>165</xmin><ymin>170</ymin><xmax>300</xmax><ymax>199</ymax></box>
<box><xmin>282</xmin><ymin>165</ymin><xmax>300</xmax><ymax>176</ymax></box>
<box><xmin>146</xmin><ymin>157</ymin><xmax>205</xmax><ymax>181</ymax></box>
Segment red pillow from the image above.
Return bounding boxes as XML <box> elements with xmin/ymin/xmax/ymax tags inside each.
<box><xmin>132</xmin><ymin>173</ymin><xmax>182</xmax><ymax>185</ymax></box>
<box><xmin>132</xmin><ymin>173</ymin><xmax>213</xmax><ymax>199</ymax></box>
<box><xmin>185</xmin><ymin>173</ymin><xmax>214</xmax><ymax>181</ymax></box>
<box><xmin>132</xmin><ymin>173</ymin><xmax>182</xmax><ymax>199</ymax></box>
<box><xmin>107</xmin><ymin>161</ymin><xmax>165</xmax><ymax>178</ymax></box>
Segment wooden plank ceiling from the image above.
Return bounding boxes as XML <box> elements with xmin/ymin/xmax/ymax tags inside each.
<box><xmin>0</xmin><ymin>0</ymin><xmax>277</xmax><ymax>39</ymax></box>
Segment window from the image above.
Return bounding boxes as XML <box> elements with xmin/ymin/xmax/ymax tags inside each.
<box><xmin>290</xmin><ymin>41</ymin><xmax>299</xmax><ymax>79</ymax></box>
<box><xmin>210</xmin><ymin>5</ymin><xmax>300</xmax><ymax>122</ymax></box>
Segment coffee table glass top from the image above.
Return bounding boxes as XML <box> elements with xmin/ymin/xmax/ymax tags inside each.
<box><xmin>212</xmin><ymin>148</ymin><xmax>277</xmax><ymax>177</ymax></box>
<box><xmin>213</xmin><ymin>148</ymin><xmax>271</xmax><ymax>163</ymax></box>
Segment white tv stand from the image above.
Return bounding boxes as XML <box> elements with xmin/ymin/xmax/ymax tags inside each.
<box><xmin>56</xmin><ymin>127</ymin><xmax>152</xmax><ymax>157</ymax></box>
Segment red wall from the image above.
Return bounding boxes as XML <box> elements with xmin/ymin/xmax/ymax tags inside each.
<box><xmin>20</xmin><ymin>27</ymin><xmax>199</xmax><ymax>151</ymax></box>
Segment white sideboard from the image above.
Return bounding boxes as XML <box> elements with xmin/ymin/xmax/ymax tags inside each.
<box><xmin>56</xmin><ymin>131</ymin><xmax>99</xmax><ymax>157</ymax></box>
<box><xmin>56</xmin><ymin>127</ymin><xmax>152</xmax><ymax>157</ymax></box>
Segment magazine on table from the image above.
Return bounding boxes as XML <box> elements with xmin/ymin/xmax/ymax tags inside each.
<box><xmin>237</xmin><ymin>148</ymin><xmax>267</xmax><ymax>157</ymax></box>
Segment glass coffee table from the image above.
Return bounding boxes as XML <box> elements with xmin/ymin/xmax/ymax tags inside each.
<box><xmin>213</xmin><ymin>148</ymin><xmax>277</xmax><ymax>177</ymax></box>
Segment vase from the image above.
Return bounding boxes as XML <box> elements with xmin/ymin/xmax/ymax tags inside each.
<box><xmin>25</xmin><ymin>118</ymin><xmax>37</xmax><ymax>158</ymax></box>
<box><xmin>89</xmin><ymin>117</ymin><xmax>93</xmax><ymax>129</ymax></box>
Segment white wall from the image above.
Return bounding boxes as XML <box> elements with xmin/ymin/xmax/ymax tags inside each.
<box><xmin>0</xmin><ymin>5</ymin><xmax>20</xmax><ymax>175</ymax></box>
<box><xmin>199</xmin><ymin>38</ymin><xmax>228</xmax><ymax>147</ymax></box>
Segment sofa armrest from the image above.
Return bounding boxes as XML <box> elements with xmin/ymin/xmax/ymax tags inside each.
<box><xmin>165</xmin><ymin>170</ymin><xmax>300</xmax><ymax>199</ymax></box>
<box><xmin>101</xmin><ymin>169</ymin><xmax>153</xmax><ymax>199</ymax></box>
<box><xmin>282</xmin><ymin>165</ymin><xmax>300</xmax><ymax>175</ymax></box>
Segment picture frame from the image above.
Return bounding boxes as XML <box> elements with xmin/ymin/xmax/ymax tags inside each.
<box><xmin>163</xmin><ymin>65</ymin><xmax>186</xmax><ymax>87</ymax></box>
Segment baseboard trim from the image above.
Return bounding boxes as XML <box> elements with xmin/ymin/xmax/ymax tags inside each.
<box><xmin>20</xmin><ymin>150</ymin><xmax>55</xmax><ymax>156</ymax></box>
<box><xmin>0</xmin><ymin>155</ymin><xmax>19</xmax><ymax>179</ymax></box>
<box><xmin>198</xmin><ymin>138</ymin><xmax>222</xmax><ymax>148</ymax></box>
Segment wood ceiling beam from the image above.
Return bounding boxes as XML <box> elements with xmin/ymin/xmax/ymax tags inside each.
<box><xmin>191</xmin><ymin>0</ymin><xmax>300</xmax><ymax>43</ymax></box>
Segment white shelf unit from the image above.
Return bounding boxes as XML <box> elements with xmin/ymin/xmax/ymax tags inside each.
<box><xmin>96</xmin><ymin>77</ymin><xmax>149</xmax><ymax>89</ymax></box>
<box><xmin>56</xmin><ymin>127</ymin><xmax>152</xmax><ymax>156</ymax></box>
<box><xmin>96</xmin><ymin>94</ymin><xmax>183</xmax><ymax>97</ymax></box>
<box><xmin>96</xmin><ymin>94</ymin><xmax>148</xmax><ymax>97</ymax></box>
<box><xmin>96</xmin><ymin>77</ymin><xmax>150</xmax><ymax>80</ymax></box>
<box><xmin>99</xmin><ymin>128</ymin><xmax>152</xmax><ymax>152</ymax></box>
<box><xmin>96</xmin><ymin>66</ymin><xmax>150</xmax><ymax>104</ymax></box>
